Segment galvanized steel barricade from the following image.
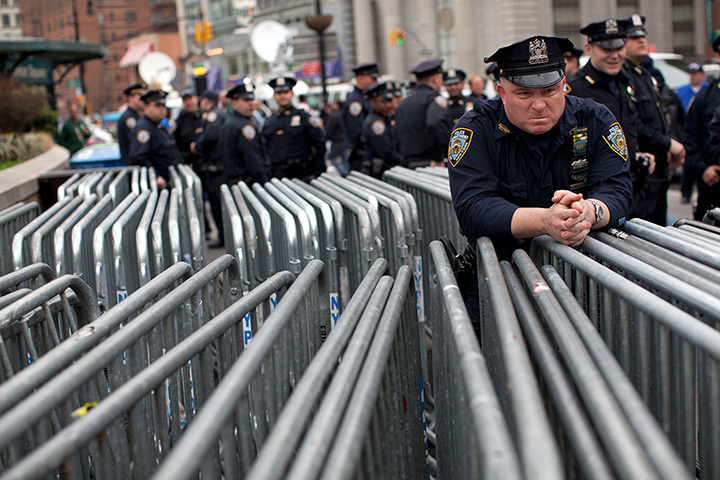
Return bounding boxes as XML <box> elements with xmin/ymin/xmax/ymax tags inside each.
<box><xmin>532</xmin><ymin>234</ymin><xmax>720</xmax><ymax>479</ymax></box>
<box><xmin>428</xmin><ymin>240</ymin><xmax>521</xmax><ymax>480</ymax></box>
<box><xmin>0</xmin><ymin>255</ymin><xmax>248</xmax><ymax>478</ymax></box>
<box><xmin>12</xmin><ymin>196</ymin><xmax>73</xmax><ymax>271</ymax></box>
<box><xmin>0</xmin><ymin>203</ymin><xmax>39</xmax><ymax>275</ymax></box>
<box><xmin>53</xmin><ymin>195</ymin><xmax>97</xmax><ymax>275</ymax></box>
<box><xmin>72</xmin><ymin>194</ymin><xmax>115</xmax><ymax>290</ymax></box>
<box><xmin>29</xmin><ymin>196</ymin><xmax>85</xmax><ymax>269</ymax></box>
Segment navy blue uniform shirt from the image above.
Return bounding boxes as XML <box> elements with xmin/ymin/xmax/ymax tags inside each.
<box><xmin>447</xmin><ymin>95</ymin><xmax>472</xmax><ymax>129</ymax></box>
<box><xmin>118</xmin><ymin>107</ymin><xmax>140</xmax><ymax>165</ymax></box>
<box><xmin>195</xmin><ymin>106</ymin><xmax>227</xmax><ymax>171</ymax></box>
<box><xmin>396</xmin><ymin>84</ymin><xmax>451</xmax><ymax>167</ymax></box>
<box><xmin>221</xmin><ymin>112</ymin><xmax>270</xmax><ymax>185</ymax></box>
<box><xmin>361</xmin><ymin>110</ymin><xmax>401</xmax><ymax>177</ymax></box>
<box><xmin>343</xmin><ymin>86</ymin><xmax>371</xmax><ymax>148</ymax></box>
<box><xmin>128</xmin><ymin>116</ymin><xmax>182</xmax><ymax>180</ymax></box>
<box><xmin>262</xmin><ymin>106</ymin><xmax>326</xmax><ymax>180</ymax></box>
<box><xmin>448</xmin><ymin>95</ymin><xmax>632</xmax><ymax>260</ymax></box>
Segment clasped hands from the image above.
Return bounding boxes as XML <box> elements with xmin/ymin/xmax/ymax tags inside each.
<box><xmin>544</xmin><ymin>190</ymin><xmax>596</xmax><ymax>247</ymax></box>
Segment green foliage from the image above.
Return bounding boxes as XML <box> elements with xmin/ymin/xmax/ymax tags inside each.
<box><xmin>31</xmin><ymin>103</ymin><xmax>58</xmax><ymax>134</ymax></box>
<box><xmin>0</xmin><ymin>132</ymin><xmax>54</xmax><ymax>168</ymax></box>
<box><xmin>0</xmin><ymin>78</ymin><xmax>49</xmax><ymax>133</ymax></box>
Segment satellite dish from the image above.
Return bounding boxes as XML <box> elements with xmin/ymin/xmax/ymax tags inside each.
<box><xmin>138</xmin><ymin>52</ymin><xmax>177</xmax><ymax>88</ymax></box>
<box><xmin>251</xmin><ymin>20</ymin><xmax>294</xmax><ymax>67</ymax></box>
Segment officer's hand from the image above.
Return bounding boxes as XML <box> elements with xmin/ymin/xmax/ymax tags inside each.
<box><xmin>637</xmin><ymin>152</ymin><xmax>656</xmax><ymax>175</ymax></box>
<box><xmin>543</xmin><ymin>202</ymin><xmax>590</xmax><ymax>247</ymax></box>
<box><xmin>157</xmin><ymin>176</ymin><xmax>167</xmax><ymax>190</ymax></box>
<box><xmin>551</xmin><ymin>190</ymin><xmax>583</xmax><ymax>207</ymax></box>
<box><xmin>702</xmin><ymin>166</ymin><xmax>720</xmax><ymax>186</ymax></box>
<box><xmin>430</xmin><ymin>160</ymin><xmax>446</xmax><ymax>168</ymax></box>
<box><xmin>668</xmin><ymin>139</ymin><xmax>685</xmax><ymax>169</ymax></box>
<box><xmin>190</xmin><ymin>142</ymin><xmax>198</xmax><ymax>154</ymax></box>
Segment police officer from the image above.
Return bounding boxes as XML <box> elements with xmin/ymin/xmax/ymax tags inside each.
<box><xmin>174</xmin><ymin>89</ymin><xmax>203</xmax><ymax>165</ymax></box>
<box><xmin>466</xmin><ymin>75</ymin><xmax>487</xmax><ymax>103</ymax></box>
<box><xmin>686</xmin><ymin>37</ymin><xmax>720</xmax><ymax>220</ymax></box>
<box><xmin>263</xmin><ymin>76</ymin><xmax>326</xmax><ymax>180</ymax></box>
<box><xmin>449</xmin><ymin>36</ymin><xmax>632</xmax><ymax>327</ymax></box>
<box><xmin>564</xmin><ymin>47</ymin><xmax>584</xmax><ymax>77</ymax></box>
<box><xmin>387</xmin><ymin>81</ymin><xmax>404</xmax><ymax>111</ymax></box>
<box><xmin>220</xmin><ymin>83</ymin><xmax>270</xmax><ymax>187</ymax></box>
<box><xmin>444</xmin><ymin>69</ymin><xmax>471</xmax><ymax>128</ymax></box>
<box><xmin>343</xmin><ymin>63</ymin><xmax>380</xmax><ymax>172</ymax></box>
<box><xmin>192</xmin><ymin>90</ymin><xmax>227</xmax><ymax>247</ymax></box>
<box><xmin>128</xmin><ymin>90</ymin><xmax>182</xmax><ymax>189</ymax></box>
<box><xmin>396</xmin><ymin>58</ymin><xmax>451</xmax><ymax>168</ymax></box>
<box><xmin>623</xmin><ymin>14</ymin><xmax>685</xmax><ymax>224</ymax></box>
<box><xmin>566</xmin><ymin>18</ymin><xmax>656</xmax><ymax>197</ymax></box>
<box><xmin>118</xmin><ymin>83</ymin><xmax>146</xmax><ymax>165</ymax></box>
<box><xmin>361</xmin><ymin>83</ymin><xmax>402</xmax><ymax>178</ymax></box>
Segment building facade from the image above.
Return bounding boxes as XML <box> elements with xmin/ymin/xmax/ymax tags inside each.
<box><xmin>0</xmin><ymin>0</ymin><xmax>21</xmax><ymax>37</ymax></box>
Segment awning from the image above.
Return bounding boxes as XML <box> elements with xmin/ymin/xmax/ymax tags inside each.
<box><xmin>118</xmin><ymin>41</ymin><xmax>153</xmax><ymax>68</ymax></box>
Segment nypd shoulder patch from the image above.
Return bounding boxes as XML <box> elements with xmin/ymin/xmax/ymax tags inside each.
<box><xmin>435</xmin><ymin>95</ymin><xmax>448</xmax><ymax>108</ymax></box>
<box><xmin>309</xmin><ymin>116</ymin><xmax>322</xmax><ymax>128</ymax></box>
<box><xmin>564</xmin><ymin>83</ymin><xmax>572</xmax><ymax>95</ymax></box>
<box><xmin>208</xmin><ymin>111</ymin><xmax>218</xmax><ymax>123</ymax></box>
<box><xmin>348</xmin><ymin>101</ymin><xmax>363</xmax><ymax>117</ymax></box>
<box><xmin>126</xmin><ymin>117</ymin><xmax>137</xmax><ymax>129</ymax></box>
<box><xmin>602</xmin><ymin>122</ymin><xmax>628</xmax><ymax>161</ymax></box>
<box><xmin>448</xmin><ymin>128</ymin><xmax>473</xmax><ymax>167</ymax></box>
<box><xmin>371</xmin><ymin>120</ymin><xmax>385</xmax><ymax>136</ymax></box>
<box><xmin>241</xmin><ymin>124</ymin><xmax>256</xmax><ymax>141</ymax></box>
<box><xmin>136</xmin><ymin>130</ymin><xmax>150</xmax><ymax>144</ymax></box>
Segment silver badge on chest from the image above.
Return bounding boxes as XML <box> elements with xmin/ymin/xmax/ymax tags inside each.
<box><xmin>290</xmin><ymin>115</ymin><xmax>301</xmax><ymax>127</ymax></box>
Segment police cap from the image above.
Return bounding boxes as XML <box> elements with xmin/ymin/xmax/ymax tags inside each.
<box><xmin>714</xmin><ymin>37</ymin><xmax>720</xmax><ymax>53</ymax></box>
<box><xmin>269</xmin><ymin>76</ymin><xmax>297</xmax><ymax>93</ymax></box>
<box><xmin>365</xmin><ymin>82</ymin><xmax>394</xmax><ymax>100</ymax></box>
<box><xmin>626</xmin><ymin>14</ymin><xmax>647</xmax><ymax>38</ymax></box>
<box><xmin>352</xmin><ymin>62</ymin><xmax>379</xmax><ymax>78</ymax></box>
<box><xmin>484</xmin><ymin>36</ymin><xmax>574</xmax><ymax>88</ymax></box>
<box><xmin>580</xmin><ymin>18</ymin><xmax>629</xmax><ymax>49</ymax></box>
<box><xmin>123</xmin><ymin>83</ymin><xmax>146</xmax><ymax>96</ymax></box>
<box><xmin>199</xmin><ymin>90</ymin><xmax>219</xmax><ymax>102</ymax></box>
<box><xmin>140</xmin><ymin>89</ymin><xmax>167</xmax><ymax>105</ymax></box>
<box><xmin>486</xmin><ymin>63</ymin><xmax>500</xmax><ymax>82</ymax></box>
<box><xmin>411</xmin><ymin>58</ymin><xmax>443</xmax><ymax>79</ymax></box>
<box><xmin>443</xmin><ymin>68</ymin><xmax>466</xmax><ymax>85</ymax></box>
<box><xmin>180</xmin><ymin>89</ymin><xmax>196</xmax><ymax>99</ymax></box>
<box><xmin>227</xmin><ymin>83</ymin><xmax>255</xmax><ymax>100</ymax></box>
<box><xmin>387</xmin><ymin>81</ymin><xmax>403</xmax><ymax>97</ymax></box>
<box><xmin>564</xmin><ymin>47</ymin><xmax>584</xmax><ymax>59</ymax></box>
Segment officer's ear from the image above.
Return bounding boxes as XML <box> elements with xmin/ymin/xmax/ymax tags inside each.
<box><xmin>584</xmin><ymin>42</ymin><xmax>592</xmax><ymax>56</ymax></box>
<box><xmin>496</xmin><ymin>79</ymin><xmax>506</xmax><ymax>102</ymax></box>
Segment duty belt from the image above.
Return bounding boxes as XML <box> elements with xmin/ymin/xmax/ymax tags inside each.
<box><xmin>569</xmin><ymin>126</ymin><xmax>588</xmax><ymax>191</ymax></box>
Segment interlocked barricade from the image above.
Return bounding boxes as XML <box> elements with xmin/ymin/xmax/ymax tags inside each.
<box><xmin>0</xmin><ymin>203</ymin><xmax>39</xmax><ymax>275</ymax></box>
<box><xmin>532</xmin><ymin>233</ymin><xmax>720</xmax><ymax>479</ymax></box>
<box><xmin>53</xmin><ymin>195</ymin><xmax>97</xmax><ymax>275</ymax></box>
<box><xmin>12</xmin><ymin>196</ymin><xmax>73</xmax><ymax>270</ymax></box>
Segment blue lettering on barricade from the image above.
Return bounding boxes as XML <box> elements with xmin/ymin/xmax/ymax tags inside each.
<box><xmin>117</xmin><ymin>289</ymin><xmax>128</xmax><ymax>304</ymax></box>
<box><xmin>243</xmin><ymin>312</ymin><xmax>253</xmax><ymax>347</ymax></box>
<box><xmin>330</xmin><ymin>293</ymin><xmax>340</xmax><ymax>327</ymax></box>
<box><xmin>270</xmin><ymin>292</ymin><xmax>278</xmax><ymax>312</ymax></box>
<box><xmin>413</xmin><ymin>256</ymin><xmax>424</xmax><ymax>323</ymax></box>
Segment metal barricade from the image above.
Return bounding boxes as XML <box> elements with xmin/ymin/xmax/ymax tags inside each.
<box><xmin>29</xmin><ymin>196</ymin><xmax>84</xmax><ymax>268</ymax></box>
<box><xmin>150</xmin><ymin>188</ymin><xmax>171</xmax><ymax>277</ymax></box>
<box><xmin>169</xmin><ymin>166</ymin><xmax>193</xmax><ymax>264</ymax></box>
<box><xmin>77</xmin><ymin>171</ymin><xmax>103</xmax><ymax>198</ymax></box>
<box><xmin>0</xmin><ymin>263</ymin><xmax>56</xmax><ymax>294</ymax></box>
<box><xmin>108</xmin><ymin>169</ymin><xmax>131</xmax><ymax>207</ymax></box>
<box><xmin>675</xmin><ymin>217</ymin><xmax>720</xmax><ymax>236</ymax></box>
<box><xmin>57</xmin><ymin>173</ymin><xmax>81</xmax><ymax>200</ymax></box>
<box><xmin>53</xmin><ymin>195</ymin><xmax>97</xmax><ymax>275</ymax></box>
<box><xmin>184</xmin><ymin>187</ymin><xmax>205</xmax><ymax>271</ymax></box>
<box><xmin>0</xmin><ymin>255</ymin><xmax>244</xmax><ymax>478</ymax></box>
<box><xmin>72</xmin><ymin>194</ymin><xmax>114</xmax><ymax>289</ymax></box>
<box><xmin>136</xmin><ymin>190</ymin><xmax>160</xmax><ymax>287</ymax></box>
<box><xmin>220</xmin><ymin>184</ymin><xmax>250</xmax><ymax>291</ymax></box>
<box><xmin>0</xmin><ymin>203</ymin><xmax>39</xmax><ymax>275</ymax></box>
<box><xmin>252</xmin><ymin>182</ymin><xmax>303</xmax><ymax>274</ymax></box>
<box><xmin>428</xmin><ymin>241</ymin><xmax>521</xmax><ymax>480</ymax></box>
<box><xmin>237</xmin><ymin>181</ymin><xmax>276</xmax><ymax>282</ymax></box>
<box><xmin>264</xmin><ymin>180</ymin><xmax>317</xmax><ymax>267</ymax></box>
<box><xmin>112</xmin><ymin>190</ymin><xmax>151</xmax><ymax>303</ymax></box>
<box><xmin>12</xmin><ymin>197</ymin><xmax>72</xmax><ymax>271</ymax></box>
<box><xmin>95</xmin><ymin>171</ymin><xmax>115</xmax><ymax>198</ymax></box>
<box><xmin>532</xmin><ymin>234</ymin><xmax>720</xmax><ymax>479</ymax></box>
<box><xmin>178</xmin><ymin>164</ymin><xmax>205</xmax><ymax>250</ymax></box>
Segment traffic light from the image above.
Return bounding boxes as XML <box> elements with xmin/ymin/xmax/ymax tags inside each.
<box><xmin>194</xmin><ymin>21</ymin><xmax>214</xmax><ymax>44</ymax></box>
<box><xmin>388</xmin><ymin>28</ymin><xmax>406</xmax><ymax>46</ymax></box>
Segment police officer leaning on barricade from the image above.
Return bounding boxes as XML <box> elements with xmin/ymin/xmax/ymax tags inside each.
<box><xmin>623</xmin><ymin>14</ymin><xmax>685</xmax><ymax>225</ymax></box>
<box><xmin>191</xmin><ymin>90</ymin><xmax>227</xmax><ymax>248</ymax></box>
<box><xmin>396</xmin><ymin>58</ymin><xmax>452</xmax><ymax>168</ymax></box>
<box><xmin>262</xmin><ymin>76</ymin><xmax>326</xmax><ymax>181</ymax></box>
<box><xmin>684</xmin><ymin>37</ymin><xmax>720</xmax><ymax>220</ymax></box>
<box><xmin>565</xmin><ymin>18</ymin><xmax>657</xmax><ymax>204</ymax></box>
<box><xmin>128</xmin><ymin>90</ymin><xmax>183</xmax><ymax>190</ymax></box>
<box><xmin>118</xmin><ymin>83</ymin><xmax>146</xmax><ymax>165</ymax></box>
<box><xmin>343</xmin><ymin>63</ymin><xmax>380</xmax><ymax>173</ymax></box>
<box><xmin>447</xmin><ymin>36</ymin><xmax>633</xmax><ymax>330</ymax></box>
<box><xmin>220</xmin><ymin>83</ymin><xmax>270</xmax><ymax>190</ymax></box>
<box><xmin>361</xmin><ymin>83</ymin><xmax>402</xmax><ymax>178</ymax></box>
<box><xmin>444</xmin><ymin>68</ymin><xmax>472</xmax><ymax>130</ymax></box>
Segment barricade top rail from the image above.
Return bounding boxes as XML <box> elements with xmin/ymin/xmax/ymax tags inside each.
<box><xmin>383</xmin><ymin>167</ymin><xmax>453</xmax><ymax>201</ymax></box>
<box><xmin>184</xmin><ymin>186</ymin><xmax>205</xmax><ymax>271</ymax></box>
<box><xmin>95</xmin><ymin>170</ymin><xmax>115</xmax><ymax>197</ymax></box>
<box><xmin>150</xmin><ymin>188</ymin><xmax>170</xmax><ymax>276</ymax></box>
<box><xmin>108</xmin><ymin>169</ymin><xmax>131</xmax><ymax>206</ymax></box>
<box><xmin>674</xmin><ymin>218</ymin><xmax>720</xmax><ymax>235</ymax></box>
<box><xmin>280</xmin><ymin>179</ymin><xmax>337</xmax><ymax>254</ymax></box>
<box><xmin>289</xmin><ymin>179</ymin><xmax>348</xmax><ymax>251</ymax></box>
<box><xmin>71</xmin><ymin>193</ymin><xmax>114</xmax><ymax>284</ymax></box>
<box><xmin>57</xmin><ymin>173</ymin><xmax>81</xmax><ymax>200</ymax></box>
<box><xmin>221</xmin><ymin>184</ymin><xmax>250</xmax><ymax>289</ymax></box>
<box><xmin>672</xmin><ymin>224</ymin><xmax>720</xmax><ymax>246</ymax></box>
<box><xmin>53</xmin><ymin>194</ymin><xmax>97</xmax><ymax>275</ymax></box>
<box><xmin>0</xmin><ymin>202</ymin><xmax>39</xmax><ymax>225</ymax></box>
<box><xmin>318</xmin><ymin>175</ymin><xmax>383</xmax><ymax>241</ymax></box>
<box><xmin>12</xmin><ymin>197</ymin><xmax>73</xmax><ymax>270</ymax></box>
<box><xmin>416</xmin><ymin>166</ymin><xmax>450</xmax><ymax>178</ymax></box>
<box><xmin>30</xmin><ymin>196</ymin><xmax>84</xmax><ymax>266</ymax></box>
<box><xmin>0</xmin><ymin>261</ymin><xmax>194</xmax><ymax>415</ymax></box>
<box><xmin>0</xmin><ymin>263</ymin><xmax>56</xmax><ymax>294</ymax></box>
<box><xmin>270</xmin><ymin>179</ymin><xmax>321</xmax><ymax>255</ymax></box>
<box><xmin>238</xmin><ymin>181</ymin><xmax>276</xmax><ymax>278</ymax></box>
<box><xmin>252</xmin><ymin>182</ymin><xmax>303</xmax><ymax>273</ymax></box>
<box><xmin>264</xmin><ymin>180</ymin><xmax>318</xmax><ymax>262</ymax></box>
<box><xmin>0</xmin><ymin>288</ymin><xmax>31</xmax><ymax>310</ymax></box>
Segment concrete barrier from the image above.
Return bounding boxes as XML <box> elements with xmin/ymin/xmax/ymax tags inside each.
<box><xmin>0</xmin><ymin>145</ymin><xmax>70</xmax><ymax>210</ymax></box>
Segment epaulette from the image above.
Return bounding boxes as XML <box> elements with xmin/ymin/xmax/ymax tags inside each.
<box><xmin>584</xmin><ymin>75</ymin><xmax>595</xmax><ymax>85</ymax></box>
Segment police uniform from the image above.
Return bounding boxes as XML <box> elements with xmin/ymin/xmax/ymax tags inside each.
<box><xmin>263</xmin><ymin>76</ymin><xmax>326</xmax><ymax>180</ymax></box>
<box><xmin>361</xmin><ymin>83</ymin><xmax>402</xmax><ymax>178</ymax></box>
<box><xmin>686</xmin><ymin>36</ymin><xmax>720</xmax><ymax>220</ymax></box>
<box><xmin>220</xmin><ymin>84</ymin><xmax>270</xmax><ymax>186</ymax></box>
<box><xmin>444</xmin><ymin>69</ymin><xmax>472</xmax><ymax>128</ymax></box>
<box><xmin>118</xmin><ymin>83</ymin><xmax>145</xmax><ymax>165</ymax></box>
<box><xmin>343</xmin><ymin>63</ymin><xmax>379</xmax><ymax>172</ymax></box>
<box><xmin>128</xmin><ymin>90</ymin><xmax>183</xmax><ymax>181</ymax></box>
<box><xmin>174</xmin><ymin>89</ymin><xmax>203</xmax><ymax>165</ymax></box>
<box><xmin>396</xmin><ymin>58</ymin><xmax>451</xmax><ymax>168</ymax></box>
<box><xmin>622</xmin><ymin>14</ymin><xmax>675</xmax><ymax>224</ymax></box>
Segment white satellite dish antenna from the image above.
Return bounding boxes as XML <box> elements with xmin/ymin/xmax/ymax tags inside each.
<box><xmin>138</xmin><ymin>52</ymin><xmax>177</xmax><ymax>88</ymax></box>
<box><xmin>251</xmin><ymin>20</ymin><xmax>294</xmax><ymax>71</ymax></box>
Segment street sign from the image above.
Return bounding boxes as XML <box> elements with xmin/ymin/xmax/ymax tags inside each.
<box><xmin>303</xmin><ymin>61</ymin><xmax>321</xmax><ymax>76</ymax></box>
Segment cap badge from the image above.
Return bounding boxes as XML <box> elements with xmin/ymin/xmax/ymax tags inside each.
<box><xmin>631</xmin><ymin>14</ymin><xmax>642</xmax><ymax>26</ymax></box>
<box><xmin>277</xmin><ymin>78</ymin><xmax>285</xmax><ymax>86</ymax></box>
<box><xmin>449</xmin><ymin>69</ymin><xmax>456</xmax><ymax>77</ymax></box>
<box><xmin>528</xmin><ymin>38</ymin><xmax>549</xmax><ymax>65</ymax></box>
<box><xmin>246</xmin><ymin>84</ymin><xmax>254</xmax><ymax>92</ymax></box>
<box><xmin>605</xmin><ymin>19</ymin><xmax>618</xmax><ymax>35</ymax></box>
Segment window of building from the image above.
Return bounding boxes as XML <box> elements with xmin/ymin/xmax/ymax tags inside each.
<box><xmin>109</xmin><ymin>11</ymin><xmax>114</xmax><ymax>21</ymax></box>
<box><xmin>47</xmin><ymin>21</ymin><xmax>51</xmax><ymax>32</ymax></box>
<box><xmin>227</xmin><ymin>56</ymin><xmax>239</xmax><ymax>76</ymax></box>
<box><xmin>98</xmin><ymin>12</ymin><xmax>104</xmax><ymax>26</ymax></box>
<box><xmin>1</xmin><ymin>15</ymin><xmax>8</xmax><ymax>27</ymax></box>
<box><xmin>100</xmin><ymin>31</ymin><xmax>106</xmax><ymax>43</ymax></box>
<box><xmin>113</xmin><ymin>52</ymin><xmax>119</xmax><ymax>61</ymax></box>
<box><xmin>617</xmin><ymin>0</ymin><xmax>640</xmax><ymax>19</ymax></box>
<box><xmin>0</xmin><ymin>0</ymin><xmax>7</xmax><ymax>7</ymax></box>
<box><xmin>60</xmin><ymin>18</ymin><xmax>64</xmax><ymax>28</ymax></box>
<box><xmin>126</xmin><ymin>10</ymin><xmax>136</xmax><ymax>23</ymax></box>
<box><xmin>111</xmin><ymin>32</ymin><xmax>116</xmax><ymax>41</ymax></box>
<box><xmin>151</xmin><ymin>11</ymin><xmax>162</xmax><ymax>25</ymax></box>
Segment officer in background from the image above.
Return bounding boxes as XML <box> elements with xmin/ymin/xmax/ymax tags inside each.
<box><xmin>262</xmin><ymin>76</ymin><xmax>326</xmax><ymax>180</ymax></box>
<box><xmin>685</xmin><ymin>37</ymin><xmax>720</xmax><ymax>219</ymax></box>
<box><xmin>466</xmin><ymin>74</ymin><xmax>487</xmax><ymax>103</ymax></box>
<box><xmin>192</xmin><ymin>90</ymin><xmax>227</xmax><ymax>247</ymax></box>
<box><xmin>566</xmin><ymin>18</ymin><xmax>656</xmax><ymax>200</ymax></box>
<box><xmin>118</xmin><ymin>83</ymin><xmax>146</xmax><ymax>165</ymax></box>
<box><xmin>128</xmin><ymin>90</ymin><xmax>182</xmax><ymax>190</ymax></box>
<box><xmin>220</xmin><ymin>83</ymin><xmax>270</xmax><ymax>187</ymax></box>
<box><xmin>444</xmin><ymin>68</ymin><xmax>472</xmax><ymax>128</ymax></box>
<box><xmin>564</xmin><ymin>47</ymin><xmax>584</xmax><ymax>77</ymax></box>
<box><xmin>361</xmin><ymin>83</ymin><xmax>402</xmax><ymax>178</ymax></box>
<box><xmin>388</xmin><ymin>81</ymin><xmax>404</xmax><ymax>111</ymax></box>
<box><xmin>396</xmin><ymin>58</ymin><xmax>451</xmax><ymax>168</ymax></box>
<box><xmin>173</xmin><ymin>89</ymin><xmax>202</xmax><ymax>165</ymax></box>
<box><xmin>623</xmin><ymin>13</ymin><xmax>685</xmax><ymax>224</ymax></box>
<box><xmin>343</xmin><ymin>63</ymin><xmax>380</xmax><ymax>172</ymax></box>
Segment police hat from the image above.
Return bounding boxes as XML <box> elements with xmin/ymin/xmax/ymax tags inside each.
<box><xmin>486</xmin><ymin>63</ymin><xmax>500</xmax><ymax>82</ymax></box>
<box><xmin>387</xmin><ymin>81</ymin><xmax>403</xmax><ymax>97</ymax></box>
<box><xmin>180</xmin><ymin>89</ymin><xmax>196</xmax><ymax>99</ymax></box>
<box><xmin>411</xmin><ymin>58</ymin><xmax>443</xmax><ymax>79</ymax></box>
<box><xmin>580</xmin><ymin>18</ymin><xmax>629</xmax><ymax>49</ymax></box>
<box><xmin>140</xmin><ymin>89</ymin><xmax>167</xmax><ymax>105</ymax></box>
<box><xmin>123</xmin><ymin>83</ymin><xmax>146</xmax><ymax>96</ymax></box>
<box><xmin>626</xmin><ymin>14</ymin><xmax>647</xmax><ymax>38</ymax></box>
<box><xmin>227</xmin><ymin>83</ymin><xmax>255</xmax><ymax>100</ymax></box>
<box><xmin>443</xmin><ymin>68</ymin><xmax>466</xmax><ymax>85</ymax></box>
<box><xmin>269</xmin><ymin>76</ymin><xmax>297</xmax><ymax>93</ymax></box>
<box><xmin>713</xmin><ymin>37</ymin><xmax>720</xmax><ymax>53</ymax></box>
<box><xmin>564</xmin><ymin>47</ymin><xmax>584</xmax><ymax>59</ymax></box>
<box><xmin>199</xmin><ymin>90</ymin><xmax>219</xmax><ymax>102</ymax></box>
<box><xmin>484</xmin><ymin>36</ymin><xmax>574</xmax><ymax>88</ymax></box>
<box><xmin>365</xmin><ymin>82</ymin><xmax>394</xmax><ymax>100</ymax></box>
<box><xmin>352</xmin><ymin>62</ymin><xmax>379</xmax><ymax>78</ymax></box>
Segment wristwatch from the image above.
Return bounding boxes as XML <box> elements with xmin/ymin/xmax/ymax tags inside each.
<box><xmin>588</xmin><ymin>199</ymin><xmax>603</xmax><ymax>226</ymax></box>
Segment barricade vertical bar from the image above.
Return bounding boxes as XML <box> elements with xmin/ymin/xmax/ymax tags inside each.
<box><xmin>30</xmin><ymin>196</ymin><xmax>84</xmax><ymax>268</ymax></box>
<box><xmin>108</xmin><ymin>169</ymin><xmax>131</xmax><ymax>207</ymax></box>
<box><xmin>0</xmin><ymin>203</ymin><xmax>39</xmax><ymax>275</ymax></box>
<box><xmin>12</xmin><ymin>197</ymin><xmax>72</xmax><ymax>270</ymax></box>
<box><xmin>95</xmin><ymin>171</ymin><xmax>115</xmax><ymax>198</ymax></box>
<box><xmin>150</xmin><ymin>189</ymin><xmax>170</xmax><ymax>277</ymax></box>
<box><xmin>112</xmin><ymin>191</ymin><xmax>151</xmax><ymax>303</ymax></box>
<box><xmin>57</xmin><ymin>173</ymin><xmax>81</xmax><ymax>200</ymax></box>
<box><xmin>136</xmin><ymin>191</ymin><xmax>159</xmax><ymax>287</ymax></box>
<box><xmin>72</xmin><ymin>194</ymin><xmax>113</xmax><ymax>287</ymax></box>
<box><xmin>53</xmin><ymin>195</ymin><xmax>97</xmax><ymax>275</ymax></box>
<box><xmin>252</xmin><ymin>183</ymin><xmax>302</xmax><ymax>274</ymax></box>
